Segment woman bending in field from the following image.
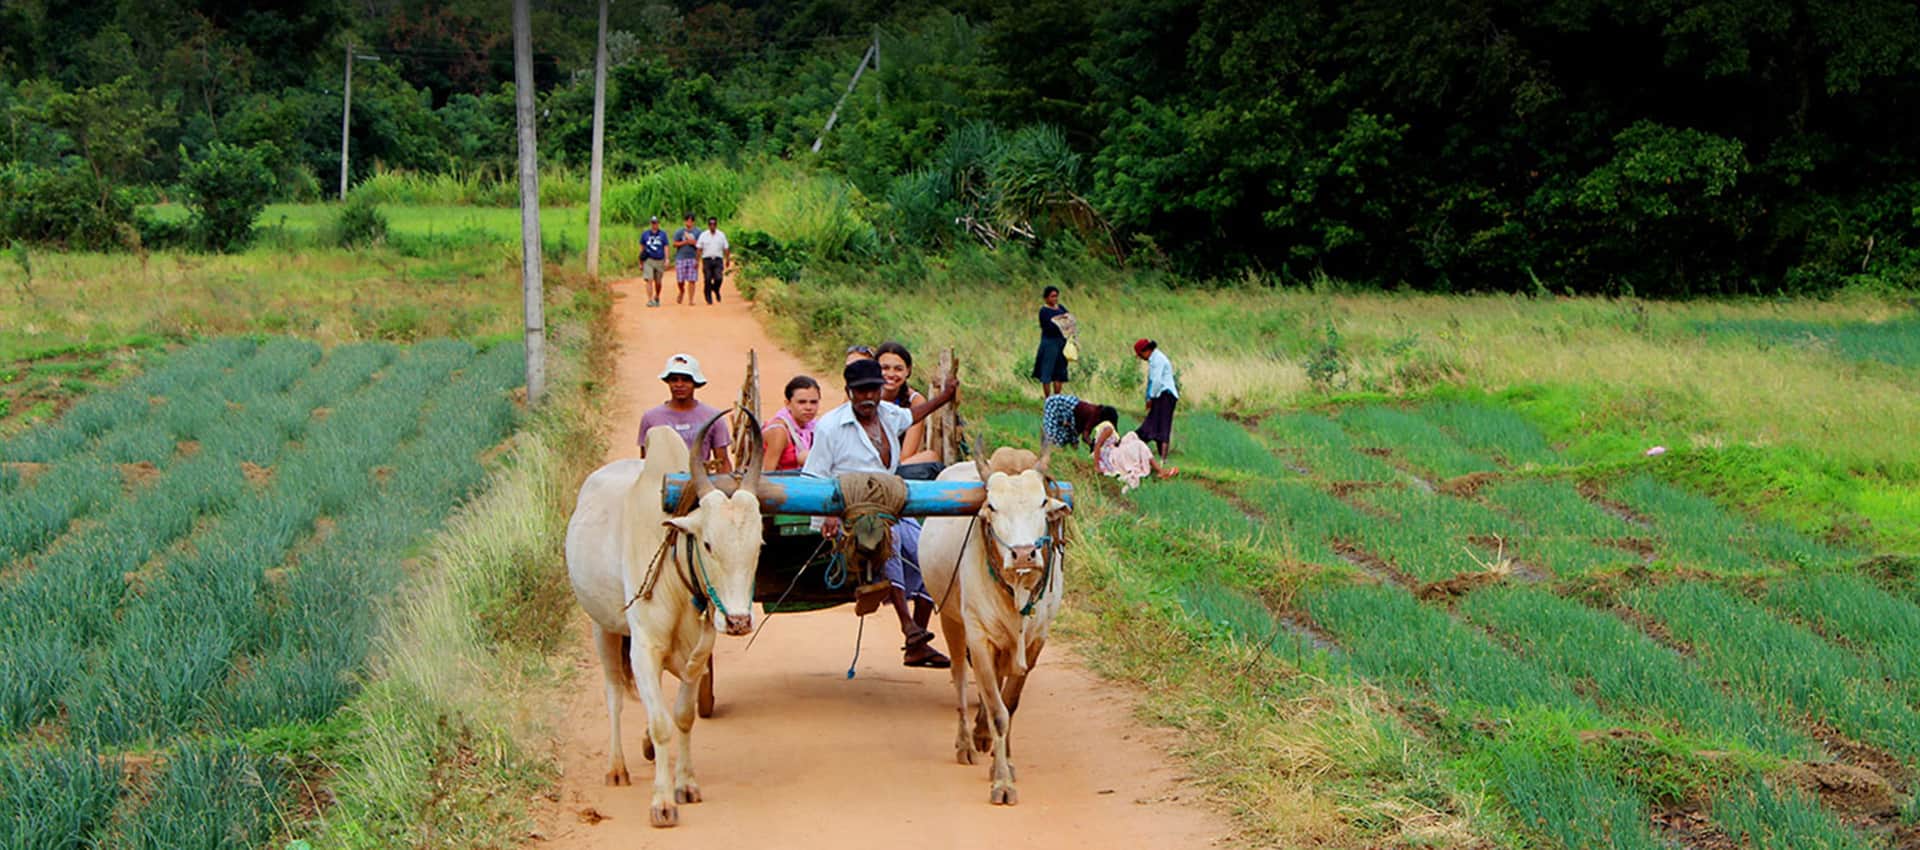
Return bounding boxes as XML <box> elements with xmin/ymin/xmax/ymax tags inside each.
<box><xmin>1042</xmin><ymin>394</ymin><xmax>1174</xmax><ymax>490</ymax></box>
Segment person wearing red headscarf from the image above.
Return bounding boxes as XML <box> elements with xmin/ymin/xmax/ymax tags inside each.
<box><xmin>1133</xmin><ymin>338</ymin><xmax>1178</xmax><ymax>458</ymax></box>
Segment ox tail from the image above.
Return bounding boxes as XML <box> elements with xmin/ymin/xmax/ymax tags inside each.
<box><xmin>616</xmin><ymin>634</ymin><xmax>637</xmax><ymax>698</ymax></box>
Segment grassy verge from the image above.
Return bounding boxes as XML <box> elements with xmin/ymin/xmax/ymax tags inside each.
<box><xmin>312</xmin><ymin>288</ymin><xmax>608</xmax><ymax>848</ymax></box>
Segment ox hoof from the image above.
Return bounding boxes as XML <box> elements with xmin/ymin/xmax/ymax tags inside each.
<box><xmin>604</xmin><ymin>767</ymin><xmax>631</xmax><ymax>786</ymax></box>
<box><xmin>649</xmin><ymin>803</ymin><xmax>679</xmax><ymax>828</ymax></box>
<box><xmin>956</xmin><ymin>747</ymin><xmax>975</xmax><ymax>766</ymax></box>
<box><xmin>989</xmin><ymin>783</ymin><xmax>1019</xmax><ymax>806</ymax></box>
<box><xmin>642</xmin><ymin>739</ymin><xmax>656</xmax><ymax>762</ymax></box>
<box><xmin>674</xmin><ymin>783</ymin><xmax>703</xmax><ymax>804</ymax></box>
<box><xmin>973</xmin><ymin>731</ymin><xmax>992</xmax><ymax>753</ymax></box>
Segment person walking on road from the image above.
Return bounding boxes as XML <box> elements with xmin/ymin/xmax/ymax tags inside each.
<box><xmin>1133</xmin><ymin>338</ymin><xmax>1178</xmax><ymax>458</ymax></box>
<box><xmin>638</xmin><ymin>216</ymin><xmax>670</xmax><ymax>307</ymax></box>
<box><xmin>1032</xmin><ymin>285</ymin><xmax>1074</xmax><ymax>397</ymax></box>
<box><xmin>763</xmin><ymin>375</ymin><xmax>821</xmax><ymax>472</ymax></box>
<box><xmin>672</xmin><ymin>214</ymin><xmax>702</xmax><ymax>305</ymax></box>
<box><xmin>803</xmin><ymin>357</ymin><xmax>960</xmax><ymax>668</ymax></box>
<box><xmin>698</xmin><ymin>216</ymin><xmax>731</xmax><ymax>304</ymax></box>
<box><xmin>638</xmin><ymin>353</ymin><xmax>733</xmax><ymax>473</ymax></box>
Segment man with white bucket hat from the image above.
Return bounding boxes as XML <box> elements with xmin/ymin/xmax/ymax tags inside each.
<box><xmin>638</xmin><ymin>353</ymin><xmax>733</xmax><ymax>473</ymax></box>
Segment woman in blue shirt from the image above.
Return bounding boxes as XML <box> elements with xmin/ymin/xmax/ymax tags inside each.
<box><xmin>1133</xmin><ymin>338</ymin><xmax>1178</xmax><ymax>458</ymax></box>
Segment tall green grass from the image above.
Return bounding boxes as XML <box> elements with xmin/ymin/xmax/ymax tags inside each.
<box><xmin>1712</xmin><ymin>776</ymin><xmax>1877</xmax><ymax>850</ymax></box>
<box><xmin>1338</xmin><ymin>406</ymin><xmax>1500</xmax><ymax>479</ymax></box>
<box><xmin>1241</xmin><ymin>478</ymin><xmax>1364</xmax><ymax>566</ymax></box>
<box><xmin>116</xmin><ymin>743</ymin><xmax>283</xmax><ymax>850</ymax></box>
<box><xmin>1764</xmin><ymin>572</ymin><xmax>1920</xmax><ymax>706</ymax></box>
<box><xmin>1127</xmin><ymin>480</ymin><xmax>1267</xmax><ymax>549</ymax></box>
<box><xmin>604</xmin><ymin>162</ymin><xmax>749</xmax><ymax>225</ymax></box>
<box><xmin>1347</xmin><ymin>487</ymin><xmax>1516</xmax><ymax>582</ymax></box>
<box><xmin>1415</xmin><ymin>400</ymin><xmax>1563</xmax><ymax>468</ymax></box>
<box><xmin>1696</xmin><ymin>314</ymin><xmax>1920</xmax><ymax>370</ymax></box>
<box><xmin>1258</xmin><ymin>412</ymin><xmax>1402</xmax><ymax>482</ymax></box>
<box><xmin>1613</xmin><ymin>474</ymin><xmax>1847</xmax><ymax>573</ymax></box>
<box><xmin>1300</xmin><ymin>583</ymin><xmax>1583</xmax><ymax>714</ymax></box>
<box><xmin>1630</xmin><ymin>581</ymin><xmax>1920</xmax><ymax>763</ymax></box>
<box><xmin>1477</xmin><ymin>735</ymin><xmax>1669</xmax><ymax>850</ymax></box>
<box><xmin>1462</xmin><ymin>586</ymin><xmax>1815</xmax><ymax>756</ymax></box>
<box><xmin>735</xmin><ymin>172</ymin><xmax>876</xmax><ymax>261</ymax></box>
<box><xmin>1170</xmin><ymin>412</ymin><xmax>1292</xmax><ymax>480</ymax></box>
<box><xmin>0</xmin><ymin>744</ymin><xmax>122</xmax><ymax>848</ymax></box>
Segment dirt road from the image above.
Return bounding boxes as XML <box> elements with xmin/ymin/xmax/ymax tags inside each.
<box><xmin>528</xmin><ymin>273</ymin><xmax>1226</xmax><ymax>849</ymax></box>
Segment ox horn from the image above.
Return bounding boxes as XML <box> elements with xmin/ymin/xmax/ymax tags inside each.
<box><xmin>739</xmin><ymin>406</ymin><xmax>766</xmax><ymax>494</ymax></box>
<box><xmin>689</xmin><ymin>409</ymin><xmax>727</xmax><ymax>501</ymax></box>
<box><xmin>971</xmin><ymin>428</ymin><xmax>994</xmax><ymax>480</ymax></box>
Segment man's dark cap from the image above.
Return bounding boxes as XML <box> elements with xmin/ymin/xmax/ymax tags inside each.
<box><xmin>843</xmin><ymin>357</ymin><xmax>885</xmax><ymax>389</ymax></box>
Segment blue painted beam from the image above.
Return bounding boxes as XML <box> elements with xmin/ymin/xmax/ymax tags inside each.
<box><xmin>662</xmin><ymin>473</ymin><xmax>1074</xmax><ymax>517</ymax></box>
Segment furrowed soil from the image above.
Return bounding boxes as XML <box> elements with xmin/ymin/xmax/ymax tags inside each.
<box><xmin>525</xmin><ymin>274</ymin><xmax>1226</xmax><ymax>848</ymax></box>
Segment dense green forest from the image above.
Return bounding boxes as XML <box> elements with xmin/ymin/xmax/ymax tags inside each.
<box><xmin>5</xmin><ymin>0</ymin><xmax>1920</xmax><ymax>294</ymax></box>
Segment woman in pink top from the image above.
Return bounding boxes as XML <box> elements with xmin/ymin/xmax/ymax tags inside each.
<box><xmin>762</xmin><ymin>375</ymin><xmax>821</xmax><ymax>471</ymax></box>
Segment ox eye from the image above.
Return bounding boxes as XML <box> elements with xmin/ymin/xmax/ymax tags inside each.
<box><xmin>703</xmin><ymin>541</ymin><xmax>713</xmax><ymax>552</ymax></box>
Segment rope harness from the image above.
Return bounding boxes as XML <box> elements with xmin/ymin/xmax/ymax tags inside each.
<box><xmin>832</xmin><ymin>472</ymin><xmax>909</xmax><ymax>606</ymax></box>
<box><xmin>624</xmin><ymin>478</ymin><xmax>732</xmax><ymax>618</ymax></box>
<box><xmin>979</xmin><ymin>509</ymin><xmax>1068</xmax><ymax>617</ymax></box>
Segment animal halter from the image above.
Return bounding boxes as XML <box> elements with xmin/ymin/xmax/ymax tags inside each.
<box><xmin>979</xmin><ymin>511</ymin><xmax>1062</xmax><ymax>617</ymax></box>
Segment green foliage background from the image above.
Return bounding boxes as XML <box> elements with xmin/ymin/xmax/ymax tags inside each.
<box><xmin>4</xmin><ymin>0</ymin><xmax>1920</xmax><ymax>292</ymax></box>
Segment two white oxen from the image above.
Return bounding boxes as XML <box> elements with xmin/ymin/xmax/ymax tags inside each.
<box><xmin>921</xmin><ymin>447</ymin><xmax>1071</xmax><ymax>806</ymax></box>
<box><xmin>569</xmin><ymin>425</ymin><xmax>1070</xmax><ymax>822</ymax></box>
<box><xmin>565</xmin><ymin>413</ymin><xmax>765</xmax><ymax>828</ymax></box>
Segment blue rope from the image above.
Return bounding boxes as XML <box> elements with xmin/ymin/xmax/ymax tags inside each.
<box><xmin>845</xmin><ymin>616</ymin><xmax>864</xmax><ymax>679</ymax></box>
<box><xmin>825</xmin><ymin>552</ymin><xmax>848</xmax><ymax>590</ymax></box>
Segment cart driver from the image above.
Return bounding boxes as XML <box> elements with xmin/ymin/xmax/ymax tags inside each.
<box><xmin>803</xmin><ymin>356</ymin><xmax>960</xmax><ymax>668</ymax></box>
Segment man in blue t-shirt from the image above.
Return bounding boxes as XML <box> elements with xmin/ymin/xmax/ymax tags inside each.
<box><xmin>672</xmin><ymin>213</ymin><xmax>702</xmax><ymax>306</ymax></box>
<box><xmin>638</xmin><ymin>216</ymin><xmax>671</xmax><ymax>307</ymax></box>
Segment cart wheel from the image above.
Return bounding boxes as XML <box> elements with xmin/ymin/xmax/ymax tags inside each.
<box><xmin>697</xmin><ymin>656</ymin><xmax>716</xmax><ymax>718</ymax></box>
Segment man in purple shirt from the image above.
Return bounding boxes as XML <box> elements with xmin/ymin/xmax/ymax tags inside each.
<box><xmin>638</xmin><ymin>353</ymin><xmax>733</xmax><ymax>472</ymax></box>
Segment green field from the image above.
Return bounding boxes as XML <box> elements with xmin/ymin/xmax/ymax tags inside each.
<box><xmin>0</xmin><ymin>336</ymin><xmax>524</xmax><ymax>845</ymax></box>
<box><xmin>776</xmin><ymin>255</ymin><xmax>1920</xmax><ymax>848</ymax></box>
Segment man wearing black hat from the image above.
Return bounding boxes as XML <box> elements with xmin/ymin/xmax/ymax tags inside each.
<box><xmin>803</xmin><ymin>356</ymin><xmax>961</xmax><ymax>667</ymax></box>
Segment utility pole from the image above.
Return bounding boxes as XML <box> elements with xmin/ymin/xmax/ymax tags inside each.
<box><xmin>811</xmin><ymin>38</ymin><xmax>878</xmax><ymax>154</ymax></box>
<box><xmin>513</xmin><ymin>0</ymin><xmax>548</xmax><ymax>405</ymax></box>
<box><xmin>586</xmin><ymin>0</ymin><xmax>610</xmax><ymax>280</ymax></box>
<box><xmin>338</xmin><ymin>45</ymin><xmax>379</xmax><ymax>201</ymax></box>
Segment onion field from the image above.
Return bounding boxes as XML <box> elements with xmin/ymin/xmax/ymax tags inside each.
<box><xmin>0</xmin><ymin>336</ymin><xmax>523</xmax><ymax>847</ymax></box>
<box><xmin>1065</xmin><ymin>400</ymin><xmax>1917</xmax><ymax>848</ymax></box>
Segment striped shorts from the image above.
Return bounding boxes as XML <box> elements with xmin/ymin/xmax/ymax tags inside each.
<box><xmin>676</xmin><ymin>258</ymin><xmax>699</xmax><ymax>282</ymax></box>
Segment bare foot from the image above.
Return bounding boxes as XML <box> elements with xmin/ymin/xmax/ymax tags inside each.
<box><xmin>1158</xmin><ymin>466</ymin><xmax>1180</xmax><ymax>479</ymax></box>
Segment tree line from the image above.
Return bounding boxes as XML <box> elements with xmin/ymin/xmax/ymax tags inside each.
<box><xmin>4</xmin><ymin>0</ymin><xmax>1918</xmax><ymax>294</ymax></box>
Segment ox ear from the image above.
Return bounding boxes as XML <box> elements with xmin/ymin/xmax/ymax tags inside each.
<box><xmin>1045</xmin><ymin>497</ymin><xmax>1070</xmax><ymax>522</ymax></box>
<box><xmin>665</xmin><ymin>514</ymin><xmax>699</xmax><ymax>534</ymax></box>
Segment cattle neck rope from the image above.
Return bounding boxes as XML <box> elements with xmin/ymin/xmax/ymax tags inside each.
<box><xmin>981</xmin><ymin>520</ymin><xmax>1061</xmax><ymax>617</ymax></box>
<box><xmin>679</xmin><ymin>532</ymin><xmax>730</xmax><ymax>618</ymax></box>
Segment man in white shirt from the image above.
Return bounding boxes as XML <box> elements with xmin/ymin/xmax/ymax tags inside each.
<box><xmin>803</xmin><ymin>356</ymin><xmax>960</xmax><ymax>667</ymax></box>
<box><xmin>696</xmin><ymin>216</ymin><xmax>731</xmax><ymax>305</ymax></box>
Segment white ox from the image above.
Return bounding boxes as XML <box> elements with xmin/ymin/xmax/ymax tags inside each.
<box><xmin>565</xmin><ymin>413</ymin><xmax>764</xmax><ymax>827</ymax></box>
<box><xmin>920</xmin><ymin>447</ymin><xmax>1069</xmax><ymax>805</ymax></box>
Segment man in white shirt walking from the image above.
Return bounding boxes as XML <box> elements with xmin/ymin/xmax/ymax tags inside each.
<box><xmin>803</xmin><ymin>357</ymin><xmax>960</xmax><ymax>667</ymax></box>
<box><xmin>697</xmin><ymin>216</ymin><xmax>731</xmax><ymax>305</ymax></box>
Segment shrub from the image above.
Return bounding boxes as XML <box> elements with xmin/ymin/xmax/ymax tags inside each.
<box><xmin>332</xmin><ymin>194</ymin><xmax>389</xmax><ymax>248</ymax></box>
<box><xmin>0</xmin><ymin>162</ymin><xmax>135</xmax><ymax>250</ymax></box>
<box><xmin>181</xmin><ymin>142</ymin><xmax>278</xmax><ymax>252</ymax></box>
<box><xmin>734</xmin><ymin>230</ymin><xmax>809</xmax><ymax>283</ymax></box>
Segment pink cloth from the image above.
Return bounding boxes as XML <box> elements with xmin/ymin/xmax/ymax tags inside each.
<box><xmin>765</xmin><ymin>406</ymin><xmax>815</xmax><ymax>471</ymax></box>
<box><xmin>1095</xmin><ymin>424</ymin><xmax>1155</xmax><ymax>492</ymax></box>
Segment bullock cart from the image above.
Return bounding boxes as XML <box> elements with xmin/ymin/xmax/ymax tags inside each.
<box><xmin>659</xmin><ymin>471</ymin><xmax>1074</xmax><ymax>716</ymax></box>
